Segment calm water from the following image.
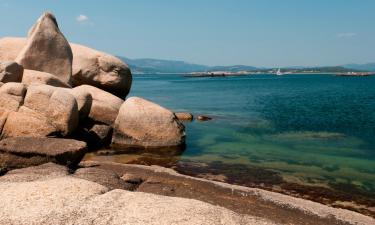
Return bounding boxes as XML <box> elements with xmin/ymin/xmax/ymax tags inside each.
<box><xmin>89</xmin><ymin>74</ymin><xmax>375</xmax><ymax>197</ymax></box>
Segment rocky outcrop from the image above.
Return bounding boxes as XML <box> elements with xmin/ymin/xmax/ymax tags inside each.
<box><xmin>0</xmin><ymin>176</ymin><xmax>260</xmax><ymax>225</ymax></box>
<box><xmin>0</xmin><ymin>137</ymin><xmax>87</xmax><ymax>171</ymax></box>
<box><xmin>23</xmin><ymin>85</ymin><xmax>79</xmax><ymax>135</ymax></box>
<box><xmin>15</xmin><ymin>12</ymin><xmax>73</xmax><ymax>85</ymax></box>
<box><xmin>67</xmin><ymin>87</ymin><xmax>92</xmax><ymax>119</ymax></box>
<box><xmin>0</xmin><ymin>61</ymin><xmax>23</xmax><ymax>83</ymax></box>
<box><xmin>22</xmin><ymin>69</ymin><xmax>71</xmax><ymax>88</ymax></box>
<box><xmin>71</xmin><ymin>43</ymin><xmax>132</xmax><ymax>98</ymax></box>
<box><xmin>73</xmin><ymin>85</ymin><xmax>123</xmax><ymax>125</ymax></box>
<box><xmin>0</xmin><ymin>37</ymin><xmax>132</xmax><ymax>97</ymax></box>
<box><xmin>0</xmin><ymin>82</ymin><xmax>26</xmax><ymax>111</ymax></box>
<box><xmin>0</xmin><ymin>37</ymin><xmax>25</xmax><ymax>62</ymax></box>
<box><xmin>112</xmin><ymin>97</ymin><xmax>185</xmax><ymax>150</ymax></box>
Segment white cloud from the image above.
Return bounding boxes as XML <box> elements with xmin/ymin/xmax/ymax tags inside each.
<box><xmin>76</xmin><ymin>14</ymin><xmax>89</xmax><ymax>23</ymax></box>
<box><xmin>337</xmin><ymin>32</ymin><xmax>357</xmax><ymax>38</ymax></box>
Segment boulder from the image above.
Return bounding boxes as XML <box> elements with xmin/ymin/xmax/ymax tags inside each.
<box><xmin>73</xmin><ymin>85</ymin><xmax>123</xmax><ymax>125</ymax></box>
<box><xmin>1</xmin><ymin>108</ymin><xmax>57</xmax><ymax>138</ymax></box>
<box><xmin>0</xmin><ymin>61</ymin><xmax>23</xmax><ymax>83</ymax></box>
<box><xmin>0</xmin><ymin>137</ymin><xmax>87</xmax><ymax>171</ymax></box>
<box><xmin>0</xmin><ymin>37</ymin><xmax>25</xmax><ymax>62</ymax></box>
<box><xmin>67</xmin><ymin>87</ymin><xmax>92</xmax><ymax>119</ymax></box>
<box><xmin>74</xmin><ymin>119</ymin><xmax>113</xmax><ymax>149</ymax></box>
<box><xmin>0</xmin><ymin>37</ymin><xmax>132</xmax><ymax>97</ymax></box>
<box><xmin>0</xmin><ymin>82</ymin><xmax>26</xmax><ymax>111</ymax></box>
<box><xmin>112</xmin><ymin>97</ymin><xmax>185</xmax><ymax>149</ymax></box>
<box><xmin>0</xmin><ymin>108</ymin><xmax>9</xmax><ymax>135</ymax></box>
<box><xmin>175</xmin><ymin>112</ymin><xmax>194</xmax><ymax>121</ymax></box>
<box><xmin>22</xmin><ymin>69</ymin><xmax>71</xmax><ymax>88</ymax></box>
<box><xmin>71</xmin><ymin>43</ymin><xmax>132</xmax><ymax>97</ymax></box>
<box><xmin>197</xmin><ymin>115</ymin><xmax>213</xmax><ymax>121</ymax></box>
<box><xmin>23</xmin><ymin>85</ymin><xmax>79</xmax><ymax>135</ymax></box>
<box><xmin>15</xmin><ymin>12</ymin><xmax>73</xmax><ymax>85</ymax></box>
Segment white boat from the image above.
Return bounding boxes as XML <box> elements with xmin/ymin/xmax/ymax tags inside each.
<box><xmin>276</xmin><ymin>68</ymin><xmax>284</xmax><ymax>76</ymax></box>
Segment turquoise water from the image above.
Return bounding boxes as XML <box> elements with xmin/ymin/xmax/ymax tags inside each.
<box><xmin>89</xmin><ymin>74</ymin><xmax>375</xmax><ymax>203</ymax></box>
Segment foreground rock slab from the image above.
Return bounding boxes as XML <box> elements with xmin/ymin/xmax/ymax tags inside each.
<box><xmin>0</xmin><ymin>137</ymin><xmax>87</xmax><ymax>171</ymax></box>
<box><xmin>112</xmin><ymin>97</ymin><xmax>185</xmax><ymax>150</ymax></box>
<box><xmin>15</xmin><ymin>12</ymin><xmax>73</xmax><ymax>85</ymax></box>
<box><xmin>0</xmin><ymin>176</ymin><xmax>264</xmax><ymax>225</ymax></box>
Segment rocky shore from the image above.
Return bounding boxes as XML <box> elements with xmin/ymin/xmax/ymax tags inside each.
<box><xmin>0</xmin><ymin>12</ymin><xmax>374</xmax><ymax>224</ymax></box>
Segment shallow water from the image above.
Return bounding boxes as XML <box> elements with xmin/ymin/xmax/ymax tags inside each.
<box><xmin>86</xmin><ymin>74</ymin><xmax>375</xmax><ymax>210</ymax></box>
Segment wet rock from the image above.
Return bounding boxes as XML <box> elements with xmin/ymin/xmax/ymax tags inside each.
<box><xmin>74</xmin><ymin>167</ymin><xmax>134</xmax><ymax>191</ymax></box>
<box><xmin>15</xmin><ymin>12</ymin><xmax>73</xmax><ymax>85</ymax></box>
<box><xmin>71</xmin><ymin>43</ymin><xmax>132</xmax><ymax>98</ymax></box>
<box><xmin>175</xmin><ymin>112</ymin><xmax>194</xmax><ymax>121</ymax></box>
<box><xmin>22</xmin><ymin>69</ymin><xmax>71</xmax><ymax>88</ymax></box>
<box><xmin>0</xmin><ymin>61</ymin><xmax>23</xmax><ymax>83</ymax></box>
<box><xmin>0</xmin><ymin>137</ymin><xmax>87</xmax><ymax>171</ymax></box>
<box><xmin>197</xmin><ymin>115</ymin><xmax>213</xmax><ymax>121</ymax></box>
<box><xmin>73</xmin><ymin>85</ymin><xmax>123</xmax><ymax>125</ymax></box>
<box><xmin>112</xmin><ymin>97</ymin><xmax>185</xmax><ymax>150</ymax></box>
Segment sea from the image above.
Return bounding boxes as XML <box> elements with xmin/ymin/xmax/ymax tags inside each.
<box><xmin>86</xmin><ymin>74</ymin><xmax>375</xmax><ymax>214</ymax></box>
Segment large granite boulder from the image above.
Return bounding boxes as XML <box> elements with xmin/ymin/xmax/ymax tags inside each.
<box><xmin>1</xmin><ymin>107</ymin><xmax>57</xmax><ymax>138</ymax></box>
<box><xmin>73</xmin><ymin>85</ymin><xmax>123</xmax><ymax>125</ymax></box>
<box><xmin>15</xmin><ymin>12</ymin><xmax>72</xmax><ymax>85</ymax></box>
<box><xmin>71</xmin><ymin>43</ymin><xmax>132</xmax><ymax>98</ymax></box>
<box><xmin>67</xmin><ymin>87</ymin><xmax>92</xmax><ymax>119</ymax></box>
<box><xmin>0</xmin><ymin>61</ymin><xmax>23</xmax><ymax>83</ymax></box>
<box><xmin>112</xmin><ymin>97</ymin><xmax>185</xmax><ymax>150</ymax></box>
<box><xmin>0</xmin><ymin>37</ymin><xmax>25</xmax><ymax>62</ymax></box>
<box><xmin>23</xmin><ymin>85</ymin><xmax>79</xmax><ymax>135</ymax></box>
<box><xmin>22</xmin><ymin>69</ymin><xmax>71</xmax><ymax>88</ymax></box>
<box><xmin>0</xmin><ymin>137</ymin><xmax>87</xmax><ymax>171</ymax></box>
<box><xmin>0</xmin><ymin>37</ymin><xmax>132</xmax><ymax>97</ymax></box>
<box><xmin>0</xmin><ymin>82</ymin><xmax>26</xmax><ymax>111</ymax></box>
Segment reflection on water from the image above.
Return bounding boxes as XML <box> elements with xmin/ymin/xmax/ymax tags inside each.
<box><xmin>84</xmin><ymin>74</ymin><xmax>375</xmax><ymax>215</ymax></box>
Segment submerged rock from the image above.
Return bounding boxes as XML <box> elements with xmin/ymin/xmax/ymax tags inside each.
<box><xmin>0</xmin><ymin>61</ymin><xmax>23</xmax><ymax>83</ymax></box>
<box><xmin>112</xmin><ymin>97</ymin><xmax>185</xmax><ymax>150</ymax></box>
<box><xmin>0</xmin><ymin>137</ymin><xmax>87</xmax><ymax>171</ymax></box>
<box><xmin>197</xmin><ymin>115</ymin><xmax>213</xmax><ymax>121</ymax></box>
<box><xmin>175</xmin><ymin>112</ymin><xmax>194</xmax><ymax>122</ymax></box>
<box><xmin>15</xmin><ymin>12</ymin><xmax>73</xmax><ymax>85</ymax></box>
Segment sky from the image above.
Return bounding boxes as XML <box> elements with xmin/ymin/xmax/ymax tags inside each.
<box><xmin>0</xmin><ymin>0</ymin><xmax>374</xmax><ymax>67</ymax></box>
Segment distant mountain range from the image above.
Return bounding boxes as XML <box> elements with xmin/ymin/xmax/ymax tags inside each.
<box><xmin>118</xmin><ymin>57</ymin><xmax>375</xmax><ymax>74</ymax></box>
<box><xmin>341</xmin><ymin>63</ymin><xmax>375</xmax><ymax>72</ymax></box>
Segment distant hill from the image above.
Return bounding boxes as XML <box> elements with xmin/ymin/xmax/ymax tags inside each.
<box><xmin>342</xmin><ymin>63</ymin><xmax>375</xmax><ymax>72</ymax></box>
<box><xmin>119</xmin><ymin>57</ymin><xmax>259</xmax><ymax>74</ymax></box>
<box><xmin>119</xmin><ymin>57</ymin><xmax>209</xmax><ymax>74</ymax></box>
<box><xmin>119</xmin><ymin>56</ymin><xmax>371</xmax><ymax>74</ymax></box>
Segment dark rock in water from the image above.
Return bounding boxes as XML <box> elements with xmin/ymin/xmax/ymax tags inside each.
<box><xmin>197</xmin><ymin>115</ymin><xmax>213</xmax><ymax>121</ymax></box>
<box><xmin>0</xmin><ymin>137</ymin><xmax>87</xmax><ymax>171</ymax></box>
<box><xmin>0</xmin><ymin>61</ymin><xmax>23</xmax><ymax>83</ymax></box>
<box><xmin>73</xmin><ymin>167</ymin><xmax>134</xmax><ymax>191</ymax></box>
<box><xmin>174</xmin><ymin>112</ymin><xmax>194</xmax><ymax>122</ymax></box>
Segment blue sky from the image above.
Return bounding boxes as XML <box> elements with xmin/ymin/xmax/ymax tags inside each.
<box><xmin>0</xmin><ymin>0</ymin><xmax>374</xmax><ymax>67</ymax></box>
